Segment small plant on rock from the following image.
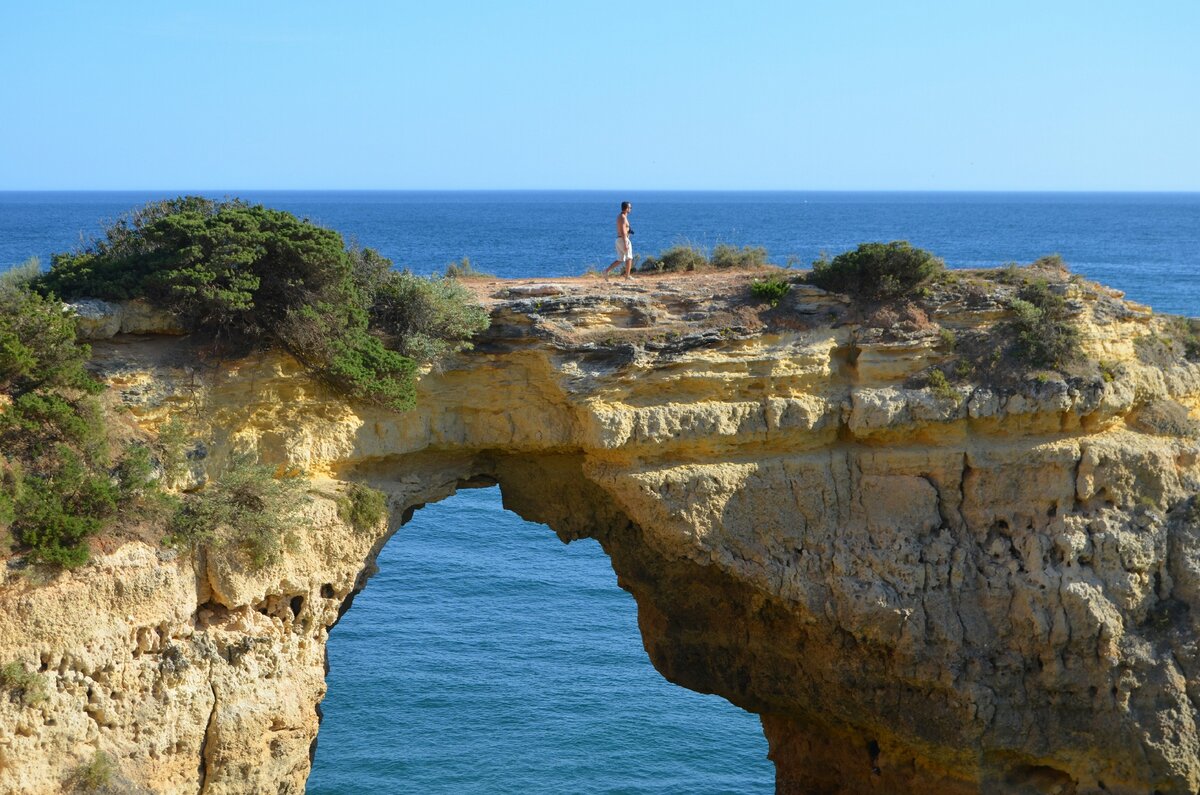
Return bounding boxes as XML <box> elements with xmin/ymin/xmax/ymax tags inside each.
<box><xmin>926</xmin><ymin>368</ymin><xmax>960</xmax><ymax>404</ymax></box>
<box><xmin>337</xmin><ymin>483</ymin><xmax>388</xmax><ymax>534</ymax></box>
<box><xmin>169</xmin><ymin>455</ymin><xmax>306</xmax><ymax>570</ymax></box>
<box><xmin>0</xmin><ymin>661</ymin><xmax>47</xmax><ymax>707</ymax></box>
<box><xmin>750</xmin><ymin>273</ymin><xmax>791</xmax><ymax>306</ymax></box>
<box><xmin>1008</xmin><ymin>279</ymin><xmax>1081</xmax><ymax>369</ymax></box>
<box><xmin>1132</xmin><ymin>399</ymin><xmax>1200</xmax><ymax>438</ymax></box>
<box><xmin>938</xmin><ymin>327</ymin><xmax>957</xmax><ymax>350</ymax></box>
<box><xmin>444</xmin><ymin>257</ymin><xmax>493</xmax><ymax>279</ymax></box>
<box><xmin>711</xmin><ymin>244</ymin><xmax>769</xmax><ymax>269</ymax></box>
<box><xmin>67</xmin><ymin>751</ymin><xmax>116</xmax><ymax>792</ymax></box>
<box><xmin>639</xmin><ymin>244</ymin><xmax>709</xmax><ymax>273</ymax></box>
<box><xmin>156</xmin><ymin>419</ymin><xmax>191</xmax><ymax>482</ymax></box>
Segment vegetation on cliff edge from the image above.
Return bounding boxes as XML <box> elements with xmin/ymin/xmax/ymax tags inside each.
<box><xmin>750</xmin><ymin>273</ymin><xmax>793</xmax><ymax>306</ymax></box>
<box><xmin>0</xmin><ymin>660</ymin><xmax>48</xmax><ymax>706</ymax></box>
<box><xmin>337</xmin><ymin>483</ymin><xmax>389</xmax><ymax>534</ymax></box>
<box><xmin>4</xmin><ymin>194</ymin><xmax>483</xmax><ymax>569</ymax></box>
<box><xmin>639</xmin><ymin>243</ymin><xmax>769</xmax><ymax>273</ymax></box>
<box><xmin>1</xmin><ymin>262</ymin><xmax>120</xmax><ymax>567</ymax></box>
<box><xmin>38</xmin><ymin>196</ymin><xmax>489</xmax><ymax>411</ymax></box>
<box><xmin>167</xmin><ymin>456</ymin><xmax>305</xmax><ymax>570</ymax></box>
<box><xmin>808</xmin><ymin>241</ymin><xmax>944</xmax><ymax>298</ymax></box>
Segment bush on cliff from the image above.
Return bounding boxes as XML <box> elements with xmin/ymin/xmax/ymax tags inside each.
<box><xmin>0</xmin><ymin>389</ymin><xmax>122</xmax><ymax>568</ymax></box>
<box><xmin>67</xmin><ymin>751</ymin><xmax>118</xmax><ymax>792</ymax></box>
<box><xmin>0</xmin><ymin>269</ymin><xmax>172</xmax><ymax>568</ymax></box>
<box><xmin>639</xmin><ymin>244</ymin><xmax>710</xmax><ymax>273</ymax></box>
<box><xmin>353</xmin><ymin>250</ymin><xmax>491</xmax><ymax>362</ymax></box>
<box><xmin>38</xmin><ymin>197</ymin><xmax>489</xmax><ymax>411</ymax></box>
<box><xmin>0</xmin><ymin>661</ymin><xmax>47</xmax><ymax>707</ymax></box>
<box><xmin>639</xmin><ymin>243</ymin><xmax>770</xmax><ymax>273</ymax></box>
<box><xmin>443</xmin><ymin>256</ymin><xmax>493</xmax><ymax>279</ymax></box>
<box><xmin>168</xmin><ymin>455</ymin><xmax>305</xmax><ymax>570</ymax></box>
<box><xmin>0</xmin><ymin>276</ymin><xmax>115</xmax><ymax>567</ymax></box>
<box><xmin>1</xmin><ymin>272</ymin><xmax>98</xmax><ymax>397</ymax></box>
<box><xmin>337</xmin><ymin>483</ymin><xmax>388</xmax><ymax>534</ymax></box>
<box><xmin>1008</xmin><ymin>279</ymin><xmax>1081</xmax><ymax>369</ymax></box>
<box><xmin>808</xmin><ymin>241</ymin><xmax>944</xmax><ymax>299</ymax></box>
<box><xmin>750</xmin><ymin>273</ymin><xmax>792</xmax><ymax>306</ymax></box>
<box><xmin>6</xmin><ymin>447</ymin><xmax>118</xmax><ymax>568</ymax></box>
<box><xmin>710</xmin><ymin>243</ymin><xmax>769</xmax><ymax>270</ymax></box>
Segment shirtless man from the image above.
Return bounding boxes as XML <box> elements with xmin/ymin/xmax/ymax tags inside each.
<box><xmin>603</xmin><ymin>201</ymin><xmax>634</xmax><ymax>279</ymax></box>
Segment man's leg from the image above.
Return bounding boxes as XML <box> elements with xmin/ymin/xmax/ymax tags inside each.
<box><xmin>623</xmin><ymin>255</ymin><xmax>633</xmax><ymax>279</ymax></box>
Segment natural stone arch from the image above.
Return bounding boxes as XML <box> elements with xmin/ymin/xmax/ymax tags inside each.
<box><xmin>8</xmin><ymin>274</ymin><xmax>1200</xmax><ymax>795</ymax></box>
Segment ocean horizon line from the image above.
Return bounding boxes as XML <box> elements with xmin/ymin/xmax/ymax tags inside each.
<box><xmin>1</xmin><ymin>188</ymin><xmax>1198</xmax><ymax>196</ymax></box>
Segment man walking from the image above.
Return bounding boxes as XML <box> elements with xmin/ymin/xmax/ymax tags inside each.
<box><xmin>603</xmin><ymin>201</ymin><xmax>634</xmax><ymax>280</ymax></box>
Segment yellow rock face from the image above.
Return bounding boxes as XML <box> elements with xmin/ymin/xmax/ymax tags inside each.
<box><xmin>5</xmin><ymin>270</ymin><xmax>1200</xmax><ymax>794</ymax></box>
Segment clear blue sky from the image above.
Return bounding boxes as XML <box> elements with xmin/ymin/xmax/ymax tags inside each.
<box><xmin>1</xmin><ymin>0</ymin><xmax>1197</xmax><ymax>190</ymax></box>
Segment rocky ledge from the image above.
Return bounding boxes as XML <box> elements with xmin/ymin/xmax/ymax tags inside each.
<box><xmin>3</xmin><ymin>267</ymin><xmax>1200</xmax><ymax>794</ymax></box>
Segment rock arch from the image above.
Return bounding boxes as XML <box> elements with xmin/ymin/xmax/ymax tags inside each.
<box><xmin>6</xmin><ymin>277</ymin><xmax>1200</xmax><ymax>794</ymax></box>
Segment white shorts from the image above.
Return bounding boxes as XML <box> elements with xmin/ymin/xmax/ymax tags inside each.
<box><xmin>615</xmin><ymin>238</ymin><xmax>633</xmax><ymax>261</ymax></box>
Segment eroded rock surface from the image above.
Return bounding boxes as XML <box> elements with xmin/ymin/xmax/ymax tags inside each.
<box><xmin>4</xmin><ymin>270</ymin><xmax>1200</xmax><ymax>794</ymax></box>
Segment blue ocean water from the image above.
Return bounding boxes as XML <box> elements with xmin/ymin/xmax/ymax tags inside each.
<box><xmin>308</xmin><ymin>487</ymin><xmax>769</xmax><ymax>795</ymax></box>
<box><xmin>3</xmin><ymin>191</ymin><xmax>1200</xmax><ymax>793</ymax></box>
<box><xmin>2</xmin><ymin>191</ymin><xmax>1199</xmax><ymax>313</ymax></box>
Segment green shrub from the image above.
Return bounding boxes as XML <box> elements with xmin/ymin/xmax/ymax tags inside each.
<box><xmin>0</xmin><ymin>661</ymin><xmax>47</xmax><ymax>706</ymax></box>
<box><xmin>1166</xmin><ymin>316</ymin><xmax>1200</xmax><ymax>361</ymax></box>
<box><xmin>362</xmin><ymin>270</ymin><xmax>490</xmax><ymax>363</ymax></box>
<box><xmin>11</xmin><ymin>446</ymin><xmax>118</xmax><ymax>568</ymax></box>
<box><xmin>938</xmin><ymin>327</ymin><xmax>957</xmax><ymax>350</ymax></box>
<box><xmin>116</xmin><ymin>443</ymin><xmax>156</xmax><ymax>499</ymax></box>
<box><xmin>156</xmin><ymin>419</ymin><xmax>190</xmax><ymax>482</ymax></box>
<box><xmin>41</xmin><ymin>198</ymin><xmax>348</xmax><ymax>336</ymax></box>
<box><xmin>1008</xmin><ymin>279</ymin><xmax>1081</xmax><ymax>369</ymax></box>
<box><xmin>0</xmin><ymin>458</ymin><xmax>19</xmax><ymax>531</ymax></box>
<box><xmin>750</xmin><ymin>274</ymin><xmax>791</xmax><ymax>306</ymax></box>
<box><xmin>280</xmin><ymin>302</ymin><xmax>420</xmax><ymax>410</ymax></box>
<box><xmin>67</xmin><ymin>751</ymin><xmax>116</xmax><ymax>792</ymax></box>
<box><xmin>169</xmin><ymin>456</ymin><xmax>305</xmax><ymax>570</ymax></box>
<box><xmin>444</xmin><ymin>257</ymin><xmax>493</xmax><ymax>279</ymax></box>
<box><xmin>0</xmin><ymin>273</ymin><xmax>183</xmax><ymax>568</ymax></box>
<box><xmin>6</xmin><ymin>429</ymin><xmax>176</xmax><ymax>565</ymax></box>
<box><xmin>0</xmin><ymin>286</ymin><xmax>98</xmax><ymax>397</ymax></box>
<box><xmin>1031</xmin><ymin>253</ymin><xmax>1067</xmax><ymax>271</ymax></box>
<box><xmin>337</xmin><ymin>483</ymin><xmax>388</xmax><ymax>534</ymax></box>
<box><xmin>639</xmin><ymin>244</ymin><xmax>709</xmax><ymax>273</ymax></box>
<box><xmin>711</xmin><ymin>244</ymin><xmax>769</xmax><ymax>269</ymax></box>
<box><xmin>638</xmin><ymin>243</ymin><xmax>770</xmax><ymax>273</ymax></box>
<box><xmin>0</xmin><ymin>278</ymin><xmax>118</xmax><ymax>568</ymax></box>
<box><xmin>926</xmin><ymin>368</ymin><xmax>960</xmax><ymax>403</ymax></box>
<box><xmin>808</xmin><ymin>241</ymin><xmax>944</xmax><ymax>299</ymax></box>
<box><xmin>0</xmin><ymin>257</ymin><xmax>42</xmax><ymax>291</ymax></box>
<box><xmin>994</xmin><ymin>262</ymin><xmax>1024</xmax><ymax>285</ymax></box>
<box><xmin>39</xmin><ymin>197</ymin><xmax>489</xmax><ymax>410</ymax></box>
<box><xmin>1</xmin><ymin>392</ymin><xmax>108</xmax><ymax>463</ymax></box>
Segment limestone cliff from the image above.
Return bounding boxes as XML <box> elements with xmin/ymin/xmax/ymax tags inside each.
<box><xmin>3</xmin><ymin>269</ymin><xmax>1200</xmax><ymax>794</ymax></box>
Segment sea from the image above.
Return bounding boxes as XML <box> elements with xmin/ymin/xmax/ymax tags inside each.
<box><xmin>2</xmin><ymin>191</ymin><xmax>1199</xmax><ymax>794</ymax></box>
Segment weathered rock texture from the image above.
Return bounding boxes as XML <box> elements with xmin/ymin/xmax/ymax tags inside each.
<box><xmin>4</xmin><ymin>270</ymin><xmax>1200</xmax><ymax>794</ymax></box>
